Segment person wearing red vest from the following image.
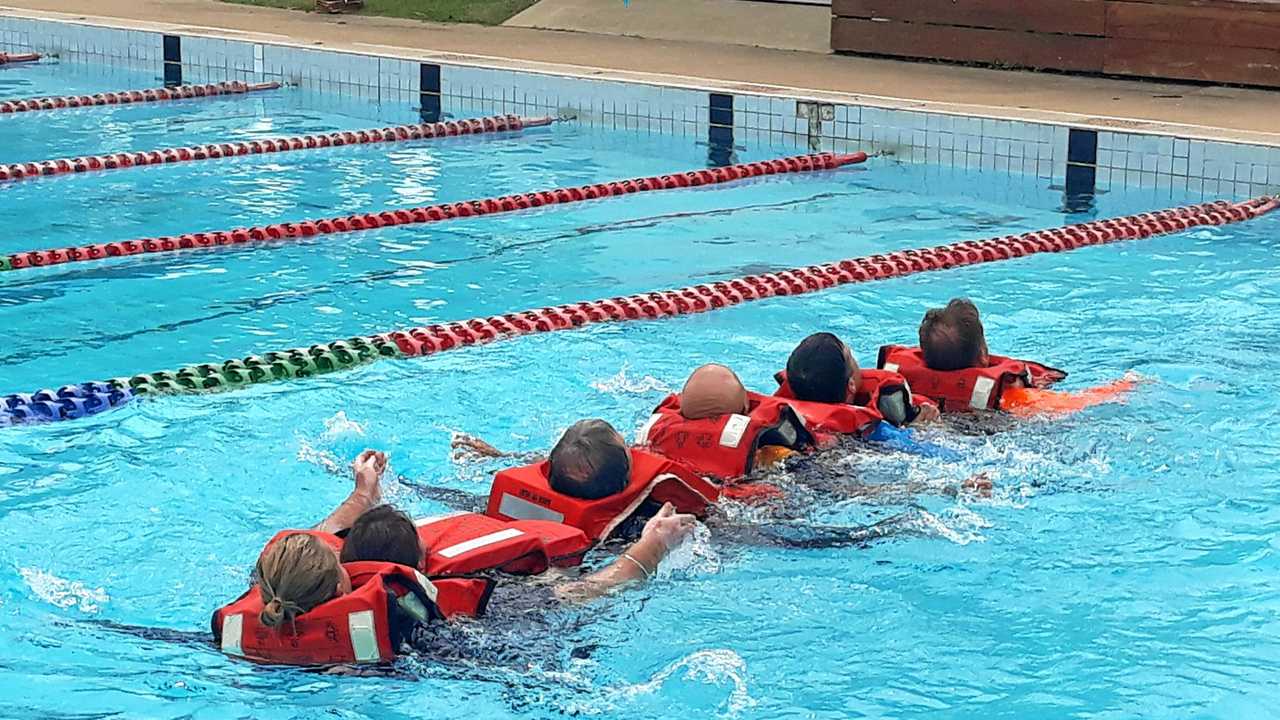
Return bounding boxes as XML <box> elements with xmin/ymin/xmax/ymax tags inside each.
<box><xmin>776</xmin><ymin>332</ymin><xmax>940</xmax><ymax>430</ymax></box>
<box><xmin>460</xmin><ymin>416</ymin><xmax>978</xmax><ymax>535</ymax></box>
<box><xmin>880</xmin><ymin>298</ymin><xmax>1134</xmax><ymax>415</ymax></box>
<box><xmin>212</xmin><ymin>448</ymin><xmax>701</xmax><ymax>666</ymax></box>
<box><xmin>638</xmin><ymin>363</ymin><xmax>813</xmax><ymax>483</ymax></box>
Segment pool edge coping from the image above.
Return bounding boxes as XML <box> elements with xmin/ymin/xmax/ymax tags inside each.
<box><xmin>3</xmin><ymin>4</ymin><xmax>1279</xmax><ymax>150</ymax></box>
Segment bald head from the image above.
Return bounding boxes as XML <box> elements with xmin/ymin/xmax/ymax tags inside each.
<box><xmin>919</xmin><ymin>298</ymin><xmax>989</xmax><ymax>370</ymax></box>
<box><xmin>679</xmin><ymin>364</ymin><xmax>750</xmax><ymax>420</ymax></box>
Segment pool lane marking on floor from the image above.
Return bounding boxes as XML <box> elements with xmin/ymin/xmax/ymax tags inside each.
<box><xmin>2</xmin><ymin>195</ymin><xmax>1275</xmax><ymax>426</ymax></box>
<box><xmin>0</xmin><ymin>80</ymin><xmax>279</xmax><ymax>114</ymax></box>
<box><xmin>0</xmin><ymin>151</ymin><xmax>869</xmax><ymax>273</ymax></box>
<box><xmin>0</xmin><ymin>114</ymin><xmax>554</xmax><ymax>184</ymax></box>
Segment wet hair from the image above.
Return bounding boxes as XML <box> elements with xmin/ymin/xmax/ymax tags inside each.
<box><xmin>341</xmin><ymin>505</ymin><xmax>422</xmax><ymax>568</ymax></box>
<box><xmin>919</xmin><ymin>298</ymin><xmax>987</xmax><ymax>371</ymax></box>
<box><xmin>785</xmin><ymin>332</ymin><xmax>853</xmax><ymax>403</ymax></box>
<box><xmin>548</xmin><ymin>419</ymin><xmax>631</xmax><ymax>500</ymax></box>
<box><xmin>255</xmin><ymin>533</ymin><xmax>342</xmax><ymax>631</ymax></box>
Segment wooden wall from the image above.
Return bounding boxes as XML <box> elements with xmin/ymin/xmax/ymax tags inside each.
<box><xmin>830</xmin><ymin>0</ymin><xmax>1280</xmax><ymax>87</ymax></box>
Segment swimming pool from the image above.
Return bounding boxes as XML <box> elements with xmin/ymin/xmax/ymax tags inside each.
<box><xmin>2</xmin><ymin>55</ymin><xmax>1280</xmax><ymax>720</ymax></box>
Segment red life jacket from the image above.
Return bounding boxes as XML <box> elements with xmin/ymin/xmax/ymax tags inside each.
<box><xmin>768</xmin><ymin>368</ymin><xmax>921</xmax><ymax>425</ymax></box>
<box><xmin>876</xmin><ymin>344</ymin><xmax>1068</xmax><ymax>411</ymax></box>
<box><xmin>485</xmin><ymin>448</ymin><xmax>719</xmax><ymax>544</ymax></box>
<box><xmin>263</xmin><ymin>513</ymin><xmax>591</xmax><ymax>578</ymax></box>
<box><xmin>637</xmin><ymin>392</ymin><xmax>812</xmax><ymax>481</ymax></box>
<box><xmin>414</xmin><ymin>512</ymin><xmax>589</xmax><ymax>574</ymax></box>
<box><xmin>211</xmin><ymin>561</ymin><xmax>493</xmax><ymax>666</ymax></box>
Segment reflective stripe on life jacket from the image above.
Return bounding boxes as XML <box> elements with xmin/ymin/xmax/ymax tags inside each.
<box><xmin>211</xmin><ymin>561</ymin><xmax>493</xmax><ymax>666</ymax></box>
<box><xmin>637</xmin><ymin>392</ymin><xmax>812</xmax><ymax>481</ymax></box>
<box><xmin>415</xmin><ymin>512</ymin><xmax>590</xmax><ymax>575</ymax></box>
<box><xmin>485</xmin><ymin>448</ymin><xmax>719</xmax><ymax>544</ymax></box>
<box><xmin>263</xmin><ymin>512</ymin><xmax>591</xmax><ymax>577</ymax></box>
<box><xmin>876</xmin><ymin>345</ymin><xmax>1068</xmax><ymax>411</ymax></box>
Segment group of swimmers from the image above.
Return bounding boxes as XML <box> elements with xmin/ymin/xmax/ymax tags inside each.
<box><xmin>212</xmin><ymin>298</ymin><xmax>1134</xmax><ymax>666</ymax></box>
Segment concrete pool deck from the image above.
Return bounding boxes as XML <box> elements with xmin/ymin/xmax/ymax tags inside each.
<box><xmin>1</xmin><ymin>0</ymin><xmax>1277</xmax><ymax>146</ymax></box>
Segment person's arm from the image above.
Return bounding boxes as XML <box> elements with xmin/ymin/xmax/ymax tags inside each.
<box><xmin>394</xmin><ymin>478</ymin><xmax>488</xmax><ymax>512</ymax></box>
<box><xmin>553</xmin><ymin>503</ymin><xmax>694</xmax><ymax>603</ymax></box>
<box><xmin>713</xmin><ymin>510</ymin><xmax>929</xmax><ymax>549</ymax></box>
<box><xmin>451</xmin><ymin>433</ymin><xmax>545</xmax><ymax>463</ymax></box>
<box><xmin>314</xmin><ymin>449</ymin><xmax>386</xmax><ymax>534</ymax></box>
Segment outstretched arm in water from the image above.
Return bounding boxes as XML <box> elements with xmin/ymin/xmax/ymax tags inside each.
<box><xmin>314</xmin><ymin>450</ymin><xmax>387</xmax><ymax>534</ymax></box>
<box><xmin>712</xmin><ymin>511</ymin><xmax>926</xmax><ymax>549</ymax></box>
<box><xmin>553</xmin><ymin>503</ymin><xmax>695</xmax><ymax>603</ymax></box>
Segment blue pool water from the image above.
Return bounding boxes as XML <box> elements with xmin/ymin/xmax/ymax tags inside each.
<box><xmin>1</xmin><ymin>62</ymin><xmax>1279</xmax><ymax>719</ymax></box>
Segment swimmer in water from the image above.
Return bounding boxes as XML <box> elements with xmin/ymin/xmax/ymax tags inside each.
<box><xmin>452</xmin><ymin>417</ymin><xmax>986</xmax><ymax>536</ymax></box>
<box><xmin>314</xmin><ymin>449</ymin><xmax>692</xmax><ymax>600</ymax></box>
<box><xmin>910</xmin><ymin>298</ymin><xmax>1135</xmax><ymax>417</ymax></box>
<box><xmin>783</xmin><ymin>332</ymin><xmax>941</xmax><ymax>425</ymax></box>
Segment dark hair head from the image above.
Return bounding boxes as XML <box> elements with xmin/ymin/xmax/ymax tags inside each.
<box><xmin>548</xmin><ymin>419</ymin><xmax>631</xmax><ymax>500</ymax></box>
<box><xmin>919</xmin><ymin>298</ymin><xmax>988</xmax><ymax>371</ymax></box>
<box><xmin>785</xmin><ymin>332</ymin><xmax>857</xmax><ymax>403</ymax></box>
<box><xmin>340</xmin><ymin>505</ymin><xmax>422</xmax><ymax>568</ymax></box>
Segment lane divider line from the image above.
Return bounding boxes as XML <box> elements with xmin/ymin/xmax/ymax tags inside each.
<box><xmin>0</xmin><ymin>80</ymin><xmax>279</xmax><ymax>114</ymax></box>
<box><xmin>0</xmin><ymin>114</ymin><xmax>553</xmax><ymax>183</ymax></box>
<box><xmin>3</xmin><ymin>194</ymin><xmax>1274</xmax><ymax>426</ymax></box>
<box><xmin>0</xmin><ymin>151</ymin><xmax>869</xmax><ymax>273</ymax></box>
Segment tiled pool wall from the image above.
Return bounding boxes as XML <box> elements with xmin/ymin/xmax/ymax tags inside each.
<box><xmin>2</xmin><ymin>13</ymin><xmax>1278</xmax><ymax>203</ymax></box>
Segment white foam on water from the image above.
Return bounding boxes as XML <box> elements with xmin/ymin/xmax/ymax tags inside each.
<box><xmin>321</xmin><ymin>411</ymin><xmax>367</xmax><ymax>440</ymax></box>
<box><xmin>19</xmin><ymin>567</ymin><xmax>109</xmax><ymax>613</ymax></box>
<box><xmin>603</xmin><ymin>649</ymin><xmax>757</xmax><ymax>718</ymax></box>
<box><xmin>295</xmin><ymin>435</ymin><xmax>342</xmax><ymax>474</ymax></box>
<box><xmin>911</xmin><ymin>508</ymin><xmax>987</xmax><ymax>546</ymax></box>
<box><xmin>656</xmin><ymin>522</ymin><xmax>720</xmax><ymax>578</ymax></box>
<box><xmin>590</xmin><ymin>363</ymin><xmax>671</xmax><ymax>395</ymax></box>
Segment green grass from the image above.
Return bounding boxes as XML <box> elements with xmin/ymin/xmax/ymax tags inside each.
<box><xmin>224</xmin><ymin>0</ymin><xmax>540</xmax><ymax>26</ymax></box>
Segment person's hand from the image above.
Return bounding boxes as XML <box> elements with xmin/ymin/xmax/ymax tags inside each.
<box><xmin>352</xmin><ymin>449</ymin><xmax>387</xmax><ymax>498</ymax></box>
<box><xmin>960</xmin><ymin>472</ymin><xmax>993</xmax><ymax>498</ymax></box>
<box><xmin>913</xmin><ymin>403</ymin><xmax>941</xmax><ymax>423</ymax></box>
<box><xmin>641</xmin><ymin>502</ymin><xmax>696</xmax><ymax>555</ymax></box>
<box><xmin>451</xmin><ymin>433</ymin><xmax>505</xmax><ymax>458</ymax></box>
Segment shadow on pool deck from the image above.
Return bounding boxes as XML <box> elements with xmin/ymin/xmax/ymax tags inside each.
<box><xmin>1</xmin><ymin>0</ymin><xmax>1277</xmax><ymax>144</ymax></box>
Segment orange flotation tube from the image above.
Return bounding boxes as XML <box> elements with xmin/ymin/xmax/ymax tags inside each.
<box><xmin>1000</xmin><ymin>376</ymin><xmax>1138</xmax><ymax>418</ymax></box>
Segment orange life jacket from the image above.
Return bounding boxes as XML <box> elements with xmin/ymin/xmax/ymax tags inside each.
<box><xmin>773</xmin><ymin>368</ymin><xmax>920</xmax><ymax>432</ymax></box>
<box><xmin>637</xmin><ymin>391</ymin><xmax>812</xmax><ymax>481</ymax></box>
<box><xmin>263</xmin><ymin>512</ymin><xmax>591</xmax><ymax>577</ymax></box>
<box><xmin>876</xmin><ymin>344</ymin><xmax>1068</xmax><ymax>411</ymax></box>
<box><xmin>211</xmin><ymin>561</ymin><xmax>492</xmax><ymax>666</ymax></box>
<box><xmin>485</xmin><ymin>448</ymin><xmax>719</xmax><ymax>544</ymax></box>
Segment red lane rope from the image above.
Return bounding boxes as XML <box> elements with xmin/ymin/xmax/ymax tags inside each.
<box><xmin>0</xmin><ymin>114</ymin><xmax>553</xmax><ymax>183</ymax></box>
<box><xmin>372</xmin><ymin>197</ymin><xmax>1279</xmax><ymax>356</ymax></box>
<box><xmin>1</xmin><ymin>151</ymin><xmax>869</xmax><ymax>272</ymax></box>
<box><xmin>0</xmin><ymin>52</ymin><xmax>41</xmax><ymax>65</ymax></box>
<box><xmin>0</xmin><ymin>80</ymin><xmax>279</xmax><ymax>114</ymax></box>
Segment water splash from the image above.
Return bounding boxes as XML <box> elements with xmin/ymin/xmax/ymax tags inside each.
<box><xmin>19</xmin><ymin>568</ymin><xmax>109</xmax><ymax>613</ymax></box>
<box><xmin>295</xmin><ymin>412</ymin><xmax>415</xmax><ymax>500</ymax></box>
<box><xmin>910</xmin><ymin>509</ymin><xmax>987</xmax><ymax>546</ymax></box>
<box><xmin>657</xmin><ymin>522</ymin><xmax>721</xmax><ymax>578</ymax></box>
<box><xmin>590</xmin><ymin>363</ymin><xmax>671</xmax><ymax>395</ymax></box>
<box><xmin>601</xmin><ymin>649</ymin><xmax>756</xmax><ymax>718</ymax></box>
